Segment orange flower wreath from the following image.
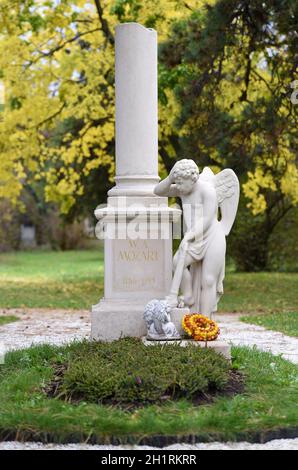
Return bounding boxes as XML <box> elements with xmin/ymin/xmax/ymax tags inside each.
<box><xmin>182</xmin><ymin>314</ymin><xmax>220</xmax><ymax>341</ymax></box>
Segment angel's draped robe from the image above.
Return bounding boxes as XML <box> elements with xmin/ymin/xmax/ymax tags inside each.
<box><xmin>187</xmin><ymin>217</ymin><xmax>226</xmax><ymax>314</ymax></box>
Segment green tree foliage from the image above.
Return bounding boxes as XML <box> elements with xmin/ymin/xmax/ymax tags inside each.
<box><xmin>0</xmin><ymin>1</ymin><xmax>297</xmax><ymax>269</ymax></box>
<box><xmin>160</xmin><ymin>0</ymin><xmax>298</xmax><ymax>270</ymax></box>
<box><xmin>0</xmin><ymin>0</ymin><xmax>202</xmax><ymax>216</ymax></box>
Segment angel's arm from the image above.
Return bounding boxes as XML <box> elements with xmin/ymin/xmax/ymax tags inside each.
<box><xmin>154</xmin><ymin>175</ymin><xmax>179</xmax><ymax>197</ymax></box>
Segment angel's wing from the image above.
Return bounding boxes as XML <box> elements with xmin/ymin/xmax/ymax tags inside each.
<box><xmin>215</xmin><ymin>169</ymin><xmax>239</xmax><ymax>235</ymax></box>
<box><xmin>199</xmin><ymin>167</ymin><xmax>239</xmax><ymax>235</ymax></box>
<box><xmin>200</xmin><ymin>166</ymin><xmax>216</xmax><ymax>183</ymax></box>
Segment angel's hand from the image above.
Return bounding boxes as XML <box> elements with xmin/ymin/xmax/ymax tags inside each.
<box><xmin>180</xmin><ymin>231</ymin><xmax>195</xmax><ymax>250</ymax></box>
<box><xmin>183</xmin><ymin>231</ymin><xmax>195</xmax><ymax>242</ymax></box>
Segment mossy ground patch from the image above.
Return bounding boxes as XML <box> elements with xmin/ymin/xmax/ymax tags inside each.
<box><xmin>45</xmin><ymin>338</ymin><xmax>243</xmax><ymax>407</ymax></box>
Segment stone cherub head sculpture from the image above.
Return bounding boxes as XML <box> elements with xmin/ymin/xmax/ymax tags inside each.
<box><xmin>171</xmin><ymin>159</ymin><xmax>200</xmax><ymax>195</ymax></box>
<box><xmin>143</xmin><ymin>299</ymin><xmax>180</xmax><ymax>340</ymax></box>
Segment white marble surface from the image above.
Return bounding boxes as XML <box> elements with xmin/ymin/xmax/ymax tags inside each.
<box><xmin>110</xmin><ymin>22</ymin><xmax>158</xmax><ymax>197</ymax></box>
<box><xmin>154</xmin><ymin>162</ymin><xmax>239</xmax><ymax>318</ymax></box>
<box><xmin>92</xmin><ymin>23</ymin><xmax>178</xmax><ymax>341</ymax></box>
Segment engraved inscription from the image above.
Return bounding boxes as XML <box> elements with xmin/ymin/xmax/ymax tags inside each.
<box><xmin>117</xmin><ymin>240</ymin><xmax>159</xmax><ymax>262</ymax></box>
<box><xmin>113</xmin><ymin>239</ymin><xmax>165</xmax><ymax>293</ymax></box>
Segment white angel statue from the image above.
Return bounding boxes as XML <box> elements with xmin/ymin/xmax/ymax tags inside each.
<box><xmin>154</xmin><ymin>159</ymin><xmax>239</xmax><ymax>318</ymax></box>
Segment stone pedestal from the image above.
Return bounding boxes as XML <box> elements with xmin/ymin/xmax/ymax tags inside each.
<box><xmin>170</xmin><ymin>307</ymin><xmax>189</xmax><ymax>336</ymax></box>
<box><xmin>92</xmin><ymin>196</ymin><xmax>180</xmax><ymax>341</ymax></box>
<box><xmin>91</xmin><ymin>23</ymin><xmax>182</xmax><ymax>341</ymax></box>
<box><xmin>91</xmin><ymin>22</ymin><xmax>185</xmax><ymax>341</ymax></box>
<box><xmin>142</xmin><ymin>306</ymin><xmax>231</xmax><ymax>360</ymax></box>
<box><xmin>142</xmin><ymin>337</ymin><xmax>231</xmax><ymax>361</ymax></box>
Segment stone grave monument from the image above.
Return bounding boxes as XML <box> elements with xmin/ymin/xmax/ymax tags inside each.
<box><xmin>91</xmin><ymin>23</ymin><xmax>239</xmax><ymax>360</ymax></box>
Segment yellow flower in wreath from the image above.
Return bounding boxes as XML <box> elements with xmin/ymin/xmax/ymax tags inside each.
<box><xmin>182</xmin><ymin>314</ymin><xmax>220</xmax><ymax>341</ymax></box>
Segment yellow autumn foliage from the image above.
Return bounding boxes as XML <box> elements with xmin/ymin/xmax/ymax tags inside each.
<box><xmin>0</xmin><ymin>0</ymin><xmax>296</xmax><ymax>217</ymax></box>
<box><xmin>0</xmin><ymin>0</ymin><xmax>213</xmax><ymax>213</ymax></box>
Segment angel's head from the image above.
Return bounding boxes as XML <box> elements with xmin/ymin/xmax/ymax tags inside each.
<box><xmin>171</xmin><ymin>159</ymin><xmax>199</xmax><ymax>194</ymax></box>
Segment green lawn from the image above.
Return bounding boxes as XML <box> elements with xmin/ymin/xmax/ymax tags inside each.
<box><xmin>219</xmin><ymin>272</ymin><xmax>298</xmax><ymax>314</ymax></box>
<box><xmin>241</xmin><ymin>312</ymin><xmax>298</xmax><ymax>337</ymax></box>
<box><xmin>0</xmin><ymin>250</ymin><xmax>297</xmax><ymax>336</ymax></box>
<box><xmin>0</xmin><ymin>316</ymin><xmax>19</xmax><ymax>326</ymax></box>
<box><xmin>0</xmin><ymin>249</ymin><xmax>297</xmax><ymax>312</ymax></box>
<box><xmin>0</xmin><ymin>342</ymin><xmax>297</xmax><ymax>444</ymax></box>
<box><xmin>0</xmin><ymin>249</ymin><xmax>104</xmax><ymax>309</ymax></box>
<box><xmin>0</xmin><ymin>252</ymin><xmax>297</xmax><ymax>443</ymax></box>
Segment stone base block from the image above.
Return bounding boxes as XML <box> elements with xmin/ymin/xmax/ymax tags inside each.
<box><xmin>142</xmin><ymin>337</ymin><xmax>231</xmax><ymax>361</ymax></box>
<box><xmin>170</xmin><ymin>307</ymin><xmax>190</xmax><ymax>335</ymax></box>
<box><xmin>91</xmin><ymin>300</ymin><xmax>146</xmax><ymax>341</ymax></box>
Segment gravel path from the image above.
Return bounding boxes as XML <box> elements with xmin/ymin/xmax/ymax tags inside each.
<box><xmin>214</xmin><ymin>313</ymin><xmax>298</xmax><ymax>364</ymax></box>
<box><xmin>0</xmin><ymin>308</ymin><xmax>297</xmax><ymax>451</ymax></box>
<box><xmin>0</xmin><ymin>308</ymin><xmax>90</xmax><ymax>352</ymax></box>
<box><xmin>0</xmin><ymin>438</ymin><xmax>297</xmax><ymax>451</ymax></box>
<box><xmin>1</xmin><ymin>309</ymin><xmax>297</xmax><ymax>364</ymax></box>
